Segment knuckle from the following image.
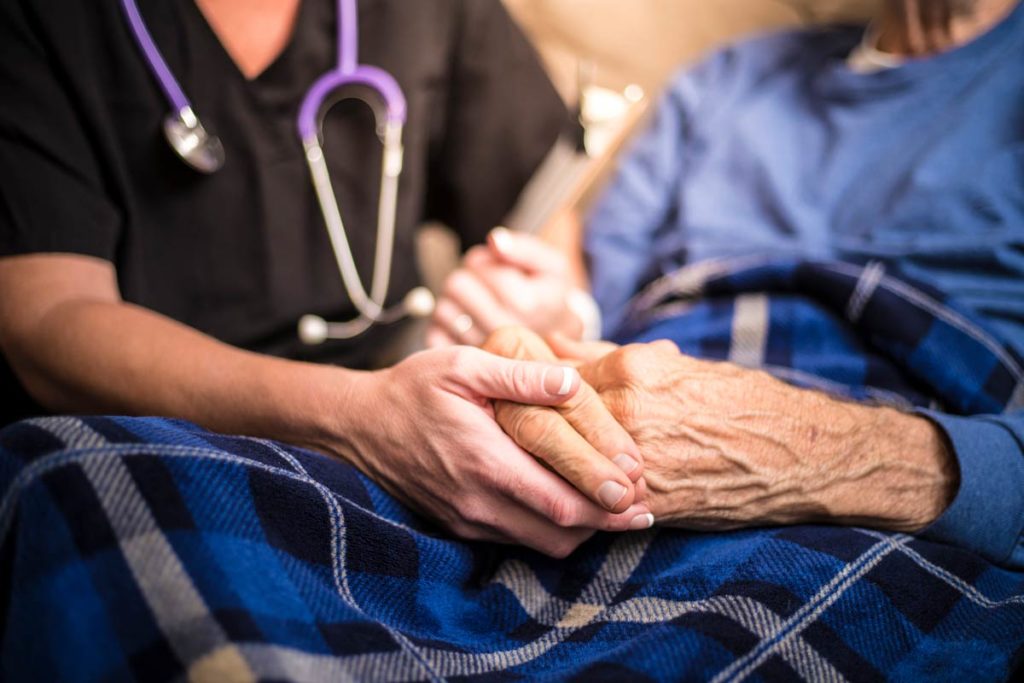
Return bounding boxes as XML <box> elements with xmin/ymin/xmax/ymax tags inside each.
<box><xmin>483</xmin><ymin>326</ymin><xmax>524</xmax><ymax>358</ymax></box>
<box><xmin>503</xmin><ymin>407</ymin><xmax>553</xmax><ymax>447</ymax></box>
<box><xmin>507</xmin><ymin>362</ymin><xmax>536</xmax><ymax>399</ymax></box>
<box><xmin>543</xmin><ymin>535</ymin><xmax>582</xmax><ymax>559</ymax></box>
<box><xmin>465</xmin><ymin>246</ymin><xmax>489</xmax><ymax>266</ymax></box>
<box><xmin>442</xmin><ymin>270</ymin><xmax>470</xmax><ymax>299</ymax></box>
<box><xmin>652</xmin><ymin>339</ymin><xmax>679</xmax><ymax>355</ymax></box>
<box><xmin>545</xmin><ymin>495</ymin><xmax>579</xmax><ymax>528</ymax></box>
<box><xmin>459</xmin><ymin>498</ymin><xmax>491</xmax><ymax>527</ymax></box>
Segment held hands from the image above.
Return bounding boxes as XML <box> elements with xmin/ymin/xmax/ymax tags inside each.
<box><xmin>333</xmin><ymin>346</ymin><xmax>652</xmax><ymax>558</ymax></box>
<box><xmin>426</xmin><ymin>228</ymin><xmax>582</xmax><ymax>348</ymax></box>
<box><xmin>486</xmin><ymin>328</ymin><xmax>958</xmax><ymax>533</ymax></box>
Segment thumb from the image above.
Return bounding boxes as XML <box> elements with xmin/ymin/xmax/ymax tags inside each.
<box><xmin>455</xmin><ymin>348</ymin><xmax>581</xmax><ymax>406</ymax></box>
<box><xmin>488</xmin><ymin>227</ymin><xmax>566</xmax><ymax>275</ymax></box>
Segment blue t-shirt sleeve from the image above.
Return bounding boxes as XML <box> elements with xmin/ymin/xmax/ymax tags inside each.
<box><xmin>583</xmin><ymin>43</ymin><xmax>749</xmax><ymax>337</ymax></box>
<box><xmin>920</xmin><ymin>410</ymin><xmax>1024</xmax><ymax>569</ymax></box>
<box><xmin>584</xmin><ymin>84</ymin><xmax>690</xmax><ymax>336</ymax></box>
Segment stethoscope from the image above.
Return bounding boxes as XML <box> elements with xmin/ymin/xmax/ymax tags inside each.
<box><xmin>119</xmin><ymin>0</ymin><xmax>436</xmax><ymax>344</ymax></box>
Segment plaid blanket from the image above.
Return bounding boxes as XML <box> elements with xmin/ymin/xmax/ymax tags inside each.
<box><xmin>1</xmin><ymin>259</ymin><xmax>1023</xmax><ymax>682</ymax></box>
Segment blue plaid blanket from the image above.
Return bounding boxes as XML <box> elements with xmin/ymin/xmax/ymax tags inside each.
<box><xmin>2</xmin><ymin>259</ymin><xmax>1023</xmax><ymax>682</ymax></box>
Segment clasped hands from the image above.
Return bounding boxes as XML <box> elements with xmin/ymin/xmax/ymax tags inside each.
<box><xmin>349</xmin><ymin>230</ymin><xmax>956</xmax><ymax>559</ymax></box>
<box><xmin>483</xmin><ymin>326</ymin><xmax>958</xmax><ymax>539</ymax></box>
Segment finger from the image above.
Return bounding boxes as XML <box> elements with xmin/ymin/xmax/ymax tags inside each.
<box><xmin>425</xmin><ymin>325</ymin><xmax>458</xmax><ymax>349</ymax></box>
<box><xmin>486</xmin><ymin>328</ymin><xmax>642</xmax><ymax>486</ymax></box>
<box><xmin>457</xmin><ymin>495</ymin><xmax>594</xmax><ymax>558</ymax></box>
<box><xmin>496</xmin><ymin>451</ymin><xmax>655</xmax><ymax>532</ymax></box>
<box><xmin>442</xmin><ymin>269</ymin><xmax>518</xmax><ymax>335</ymax></box>
<box><xmin>555</xmin><ymin>380</ymin><xmax>644</xmax><ymax>484</ymax></box>
<box><xmin>488</xmin><ymin>227</ymin><xmax>566</xmax><ymax>275</ymax></box>
<box><xmin>452</xmin><ymin>346</ymin><xmax>581</xmax><ymax>406</ymax></box>
<box><xmin>495</xmin><ymin>402</ymin><xmax>638</xmax><ymax>512</ymax></box>
<box><xmin>434</xmin><ymin>297</ymin><xmax>486</xmax><ymax>346</ymax></box>
<box><xmin>547</xmin><ymin>332</ymin><xmax>619</xmax><ymax>364</ymax></box>
<box><xmin>482</xmin><ymin>326</ymin><xmax>559</xmax><ymax>363</ymax></box>
<box><xmin>464</xmin><ymin>257</ymin><xmax>532</xmax><ymax>317</ymax></box>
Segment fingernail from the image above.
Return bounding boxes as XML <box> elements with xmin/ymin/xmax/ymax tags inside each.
<box><xmin>491</xmin><ymin>226</ymin><xmax>511</xmax><ymax>252</ymax></box>
<box><xmin>613</xmin><ymin>453</ymin><xmax>638</xmax><ymax>475</ymax></box>
<box><xmin>597</xmin><ymin>481</ymin><xmax>627</xmax><ymax>509</ymax></box>
<box><xmin>630</xmin><ymin>513</ymin><xmax>655</xmax><ymax>530</ymax></box>
<box><xmin>543</xmin><ymin>366</ymin><xmax>577</xmax><ymax>396</ymax></box>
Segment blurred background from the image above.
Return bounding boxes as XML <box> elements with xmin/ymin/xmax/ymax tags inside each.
<box><xmin>504</xmin><ymin>0</ymin><xmax>880</xmax><ymax>102</ymax></box>
<box><xmin>417</xmin><ymin>0</ymin><xmax>882</xmax><ymax>327</ymax></box>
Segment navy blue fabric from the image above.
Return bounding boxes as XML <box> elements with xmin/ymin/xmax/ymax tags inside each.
<box><xmin>1</xmin><ymin>416</ymin><xmax>1023</xmax><ymax>682</ymax></box>
<box><xmin>1</xmin><ymin>259</ymin><xmax>1024</xmax><ymax>681</ymax></box>
<box><xmin>586</xmin><ymin>4</ymin><xmax>1024</xmax><ymax>344</ymax></box>
<box><xmin>619</xmin><ymin>257</ymin><xmax>1024</xmax><ymax>568</ymax></box>
<box><xmin>582</xmin><ymin>10</ymin><xmax>1024</xmax><ymax>571</ymax></box>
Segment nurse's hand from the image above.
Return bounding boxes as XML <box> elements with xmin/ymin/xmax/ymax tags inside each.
<box><xmin>331</xmin><ymin>346</ymin><xmax>652</xmax><ymax>558</ymax></box>
<box><xmin>426</xmin><ymin>229</ymin><xmax>582</xmax><ymax>348</ymax></box>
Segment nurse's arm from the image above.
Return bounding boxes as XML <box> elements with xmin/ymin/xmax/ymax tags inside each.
<box><xmin>0</xmin><ymin>253</ymin><xmax>651</xmax><ymax>556</ymax></box>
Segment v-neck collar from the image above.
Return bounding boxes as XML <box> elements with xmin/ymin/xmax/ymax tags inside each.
<box><xmin>183</xmin><ymin>0</ymin><xmax>323</xmax><ymax>88</ymax></box>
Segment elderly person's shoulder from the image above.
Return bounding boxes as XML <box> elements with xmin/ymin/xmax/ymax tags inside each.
<box><xmin>660</xmin><ymin>22</ymin><xmax>865</xmax><ymax>109</ymax></box>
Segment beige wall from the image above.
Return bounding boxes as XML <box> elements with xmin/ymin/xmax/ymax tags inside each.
<box><xmin>504</xmin><ymin>0</ymin><xmax>880</xmax><ymax>100</ymax></box>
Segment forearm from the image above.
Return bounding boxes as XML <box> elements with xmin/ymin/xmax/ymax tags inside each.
<box><xmin>7</xmin><ymin>298</ymin><xmax>355</xmax><ymax>451</ymax></box>
<box><xmin>794</xmin><ymin>398</ymin><xmax>958</xmax><ymax>531</ymax></box>
<box><xmin>574</xmin><ymin>345</ymin><xmax>960</xmax><ymax>532</ymax></box>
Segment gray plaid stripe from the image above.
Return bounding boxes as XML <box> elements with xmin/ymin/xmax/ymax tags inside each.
<box><xmin>67</xmin><ymin>421</ymin><xmax>255</xmax><ymax>678</ymax></box>
<box><xmin>714</xmin><ymin>534</ymin><xmax>905</xmax><ymax>683</ymax></box>
<box><xmin>1010</xmin><ymin>382</ymin><xmax>1024</xmax><ymax>411</ymax></box>
<box><xmin>859</xmin><ymin>529</ymin><xmax>1024</xmax><ymax>608</ymax></box>
<box><xmin>26</xmin><ymin>416</ymin><xmax>107</xmax><ymax>450</ymax></box>
<box><xmin>79</xmin><ymin>454</ymin><xmax>238</xmax><ymax>669</ymax></box>
<box><xmin>845</xmin><ymin>261</ymin><xmax>885</xmax><ymax>323</ymax></box>
<box><xmin>729</xmin><ymin>294</ymin><xmax>770</xmax><ymax>368</ymax></box>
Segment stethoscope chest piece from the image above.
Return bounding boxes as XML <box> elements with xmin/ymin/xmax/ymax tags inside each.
<box><xmin>164</xmin><ymin>107</ymin><xmax>225</xmax><ymax>174</ymax></box>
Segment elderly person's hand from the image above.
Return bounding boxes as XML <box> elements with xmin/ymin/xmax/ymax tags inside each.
<box><xmin>427</xmin><ymin>229</ymin><xmax>586</xmax><ymax>348</ymax></box>
<box><xmin>481</xmin><ymin>328</ymin><xmax>654</xmax><ymax>530</ymax></box>
<box><xmin>489</xmin><ymin>329</ymin><xmax>959</xmax><ymax>533</ymax></box>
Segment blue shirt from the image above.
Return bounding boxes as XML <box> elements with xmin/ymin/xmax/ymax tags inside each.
<box><xmin>586</xmin><ymin>4</ymin><xmax>1024</xmax><ymax>567</ymax></box>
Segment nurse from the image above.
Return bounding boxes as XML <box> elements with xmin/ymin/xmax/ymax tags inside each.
<box><xmin>0</xmin><ymin>0</ymin><xmax>653</xmax><ymax>556</ymax></box>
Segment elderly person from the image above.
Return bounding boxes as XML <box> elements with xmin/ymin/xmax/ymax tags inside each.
<box><xmin>433</xmin><ymin>0</ymin><xmax>1024</xmax><ymax>567</ymax></box>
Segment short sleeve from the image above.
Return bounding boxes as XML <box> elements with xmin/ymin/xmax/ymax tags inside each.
<box><xmin>425</xmin><ymin>0</ymin><xmax>566</xmax><ymax>247</ymax></box>
<box><xmin>0</xmin><ymin>0</ymin><xmax>121</xmax><ymax>261</ymax></box>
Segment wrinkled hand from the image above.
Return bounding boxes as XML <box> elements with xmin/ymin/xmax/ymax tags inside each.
<box><xmin>481</xmin><ymin>328</ymin><xmax>653</xmax><ymax>530</ymax></box>
<box><xmin>550</xmin><ymin>336</ymin><xmax>958</xmax><ymax>531</ymax></box>
<box><xmin>427</xmin><ymin>229</ymin><xmax>581</xmax><ymax>348</ymax></box>
<box><xmin>334</xmin><ymin>346</ymin><xmax>651</xmax><ymax>558</ymax></box>
<box><xmin>487</xmin><ymin>330</ymin><xmax>957</xmax><ymax>533</ymax></box>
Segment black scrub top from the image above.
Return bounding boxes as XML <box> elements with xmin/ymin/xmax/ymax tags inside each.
<box><xmin>0</xmin><ymin>0</ymin><xmax>567</xmax><ymax>424</ymax></box>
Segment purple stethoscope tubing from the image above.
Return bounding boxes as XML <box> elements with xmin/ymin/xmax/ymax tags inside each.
<box><xmin>297</xmin><ymin>0</ymin><xmax>407</xmax><ymax>142</ymax></box>
<box><xmin>120</xmin><ymin>0</ymin><xmax>431</xmax><ymax>340</ymax></box>
<box><xmin>119</xmin><ymin>0</ymin><xmax>190</xmax><ymax>115</ymax></box>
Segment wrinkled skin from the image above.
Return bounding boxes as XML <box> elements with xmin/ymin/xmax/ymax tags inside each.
<box><xmin>485</xmin><ymin>328</ymin><xmax>958</xmax><ymax>533</ymax></box>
